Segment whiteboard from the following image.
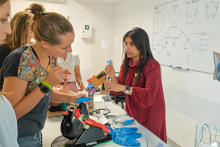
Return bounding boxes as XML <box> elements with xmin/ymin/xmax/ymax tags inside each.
<box><xmin>152</xmin><ymin>0</ymin><xmax>220</xmax><ymax>73</ymax></box>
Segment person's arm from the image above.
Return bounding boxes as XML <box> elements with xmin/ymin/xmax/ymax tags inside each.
<box><xmin>50</xmin><ymin>89</ymin><xmax>86</xmax><ymax>103</ymax></box>
<box><xmin>74</xmin><ymin>55</ymin><xmax>85</xmax><ymax>91</ymax></box>
<box><xmin>108</xmin><ymin>64</ymin><xmax>124</xmax><ymax>95</ymax></box>
<box><xmin>130</xmin><ymin>61</ymin><xmax>161</xmax><ymax>108</ymax></box>
<box><xmin>74</xmin><ymin>66</ymin><xmax>82</xmax><ymax>84</ymax></box>
<box><xmin>2</xmin><ymin>77</ymin><xmax>45</xmax><ymax>119</ymax></box>
<box><xmin>110</xmin><ymin>76</ymin><xmax>118</xmax><ymax>83</ymax></box>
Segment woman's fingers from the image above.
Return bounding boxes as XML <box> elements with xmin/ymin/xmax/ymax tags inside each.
<box><xmin>49</xmin><ymin>65</ymin><xmax>60</xmax><ymax>72</ymax></box>
<box><xmin>63</xmin><ymin>69</ymin><xmax>71</xmax><ymax>75</ymax></box>
<box><xmin>104</xmin><ymin>81</ymin><xmax>112</xmax><ymax>93</ymax></box>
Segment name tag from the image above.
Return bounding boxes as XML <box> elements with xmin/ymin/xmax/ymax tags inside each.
<box><xmin>135</xmin><ymin>73</ymin><xmax>142</xmax><ymax>77</ymax></box>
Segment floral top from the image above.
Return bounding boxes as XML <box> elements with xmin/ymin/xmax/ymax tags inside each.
<box><xmin>0</xmin><ymin>44</ymin><xmax>57</xmax><ymax>137</ymax></box>
<box><xmin>17</xmin><ymin>44</ymin><xmax>57</xmax><ymax>94</ymax></box>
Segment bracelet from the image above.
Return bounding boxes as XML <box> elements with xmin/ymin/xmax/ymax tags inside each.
<box><xmin>41</xmin><ymin>81</ymin><xmax>52</xmax><ymax>91</ymax></box>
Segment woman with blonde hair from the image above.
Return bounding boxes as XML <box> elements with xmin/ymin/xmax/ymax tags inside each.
<box><xmin>1</xmin><ymin>3</ymin><xmax>87</xmax><ymax>147</ymax></box>
<box><xmin>0</xmin><ymin>0</ymin><xmax>19</xmax><ymax>146</ymax></box>
<box><xmin>0</xmin><ymin>10</ymin><xmax>33</xmax><ymax>69</ymax></box>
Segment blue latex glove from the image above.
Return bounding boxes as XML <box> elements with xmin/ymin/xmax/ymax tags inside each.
<box><xmin>111</xmin><ymin>127</ymin><xmax>138</xmax><ymax>135</ymax></box>
<box><xmin>110</xmin><ymin>127</ymin><xmax>142</xmax><ymax>146</ymax></box>
<box><xmin>76</xmin><ymin>97</ymin><xmax>92</xmax><ymax>103</ymax></box>
<box><xmin>112</xmin><ymin>132</ymin><xmax>142</xmax><ymax>146</ymax></box>
<box><xmin>127</xmin><ymin>133</ymin><xmax>142</xmax><ymax>139</ymax></box>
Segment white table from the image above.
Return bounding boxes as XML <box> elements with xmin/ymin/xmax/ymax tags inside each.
<box><xmin>42</xmin><ymin>97</ymin><xmax>169</xmax><ymax>147</ymax></box>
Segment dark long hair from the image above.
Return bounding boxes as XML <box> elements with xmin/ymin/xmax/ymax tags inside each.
<box><xmin>122</xmin><ymin>27</ymin><xmax>155</xmax><ymax>86</ymax></box>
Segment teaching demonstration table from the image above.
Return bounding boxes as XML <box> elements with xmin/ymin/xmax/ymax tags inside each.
<box><xmin>42</xmin><ymin>96</ymin><xmax>169</xmax><ymax>147</ymax></box>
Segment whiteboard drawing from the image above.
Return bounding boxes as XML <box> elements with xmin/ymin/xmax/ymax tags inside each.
<box><xmin>155</xmin><ymin>10</ymin><xmax>166</xmax><ymax>31</ymax></box>
<box><xmin>205</xmin><ymin>1</ymin><xmax>220</xmax><ymax>19</ymax></box>
<box><xmin>168</xmin><ymin>4</ymin><xmax>182</xmax><ymax>26</ymax></box>
<box><xmin>186</xmin><ymin>1</ymin><xmax>199</xmax><ymax>25</ymax></box>
<box><xmin>153</xmin><ymin>0</ymin><xmax>218</xmax><ymax>73</ymax></box>
<box><xmin>156</xmin><ymin>26</ymin><xmax>194</xmax><ymax>57</ymax></box>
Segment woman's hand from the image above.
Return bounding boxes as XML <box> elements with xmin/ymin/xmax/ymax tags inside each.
<box><xmin>70</xmin><ymin>93</ymin><xmax>88</xmax><ymax>103</ymax></box>
<box><xmin>78</xmin><ymin>83</ymin><xmax>85</xmax><ymax>91</ymax></box>
<box><xmin>105</xmin><ymin>64</ymin><xmax>115</xmax><ymax>79</ymax></box>
<box><xmin>63</xmin><ymin>74</ymin><xmax>71</xmax><ymax>87</ymax></box>
<box><xmin>63</xmin><ymin>69</ymin><xmax>71</xmax><ymax>75</ymax></box>
<box><xmin>104</xmin><ymin>81</ymin><xmax>126</xmax><ymax>93</ymax></box>
<box><xmin>63</xmin><ymin>69</ymin><xmax>71</xmax><ymax>87</ymax></box>
<box><xmin>44</xmin><ymin>66</ymin><xmax>63</xmax><ymax>87</ymax></box>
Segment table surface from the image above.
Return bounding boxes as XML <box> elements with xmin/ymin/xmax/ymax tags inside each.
<box><xmin>42</xmin><ymin>96</ymin><xmax>169</xmax><ymax>147</ymax></box>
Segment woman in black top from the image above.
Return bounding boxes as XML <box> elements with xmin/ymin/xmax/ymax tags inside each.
<box><xmin>0</xmin><ymin>10</ymin><xmax>33</xmax><ymax>69</ymax></box>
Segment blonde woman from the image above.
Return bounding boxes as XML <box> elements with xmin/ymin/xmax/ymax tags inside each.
<box><xmin>0</xmin><ymin>10</ymin><xmax>33</xmax><ymax>69</ymax></box>
<box><xmin>0</xmin><ymin>0</ymin><xmax>19</xmax><ymax>146</ymax></box>
<box><xmin>1</xmin><ymin>3</ymin><xmax>87</xmax><ymax>147</ymax></box>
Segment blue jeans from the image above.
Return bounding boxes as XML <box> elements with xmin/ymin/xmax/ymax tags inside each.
<box><xmin>17</xmin><ymin>131</ymin><xmax>42</xmax><ymax>147</ymax></box>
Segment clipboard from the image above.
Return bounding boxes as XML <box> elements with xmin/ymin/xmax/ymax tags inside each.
<box><xmin>90</xmin><ymin>70</ymin><xmax>107</xmax><ymax>88</ymax></box>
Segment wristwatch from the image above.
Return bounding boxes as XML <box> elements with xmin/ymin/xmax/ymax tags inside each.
<box><xmin>124</xmin><ymin>85</ymin><xmax>130</xmax><ymax>94</ymax></box>
<box><xmin>78</xmin><ymin>82</ymin><xmax>83</xmax><ymax>86</ymax></box>
<box><xmin>38</xmin><ymin>83</ymin><xmax>50</xmax><ymax>94</ymax></box>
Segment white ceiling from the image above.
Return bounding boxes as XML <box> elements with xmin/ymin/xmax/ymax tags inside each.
<box><xmin>79</xmin><ymin>0</ymin><xmax>124</xmax><ymax>4</ymax></box>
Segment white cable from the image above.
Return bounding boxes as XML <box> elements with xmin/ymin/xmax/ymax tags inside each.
<box><xmin>97</xmin><ymin>98</ymin><xmax>106</xmax><ymax>122</ymax></box>
<box><xmin>110</xmin><ymin>113</ymin><xmax>131</xmax><ymax>129</ymax></box>
<box><xmin>97</xmin><ymin>72</ymin><xmax>111</xmax><ymax>122</ymax></box>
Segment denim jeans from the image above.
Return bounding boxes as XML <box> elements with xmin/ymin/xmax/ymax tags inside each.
<box><xmin>17</xmin><ymin>131</ymin><xmax>42</xmax><ymax>147</ymax></box>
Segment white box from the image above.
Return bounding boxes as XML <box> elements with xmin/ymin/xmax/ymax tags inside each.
<box><xmin>81</xmin><ymin>25</ymin><xmax>92</xmax><ymax>39</ymax></box>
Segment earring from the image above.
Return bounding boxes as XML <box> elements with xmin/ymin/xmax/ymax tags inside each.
<box><xmin>140</xmin><ymin>55</ymin><xmax>143</xmax><ymax>59</ymax></box>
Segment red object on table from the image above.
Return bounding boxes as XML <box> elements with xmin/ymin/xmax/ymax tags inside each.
<box><xmin>73</xmin><ymin>108</ymin><xmax>110</xmax><ymax>134</ymax></box>
<box><xmin>87</xmin><ymin>75</ymin><xmax>95</xmax><ymax>83</ymax></box>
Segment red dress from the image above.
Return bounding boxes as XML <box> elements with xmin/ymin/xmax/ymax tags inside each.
<box><xmin>111</xmin><ymin>59</ymin><xmax>167</xmax><ymax>143</ymax></box>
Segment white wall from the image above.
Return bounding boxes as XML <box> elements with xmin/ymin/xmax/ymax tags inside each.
<box><xmin>10</xmin><ymin>0</ymin><xmax>115</xmax><ymax>86</ymax></box>
<box><xmin>114</xmin><ymin>0</ymin><xmax>220</xmax><ymax>147</ymax></box>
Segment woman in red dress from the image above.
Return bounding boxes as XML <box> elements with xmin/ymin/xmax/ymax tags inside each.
<box><xmin>104</xmin><ymin>27</ymin><xmax>167</xmax><ymax>143</ymax></box>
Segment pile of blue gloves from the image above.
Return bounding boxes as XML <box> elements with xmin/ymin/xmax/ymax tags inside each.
<box><xmin>108</xmin><ymin>127</ymin><xmax>142</xmax><ymax>146</ymax></box>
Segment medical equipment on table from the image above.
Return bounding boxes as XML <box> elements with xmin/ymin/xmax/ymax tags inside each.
<box><xmin>51</xmin><ymin>96</ymin><xmax>142</xmax><ymax>147</ymax></box>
